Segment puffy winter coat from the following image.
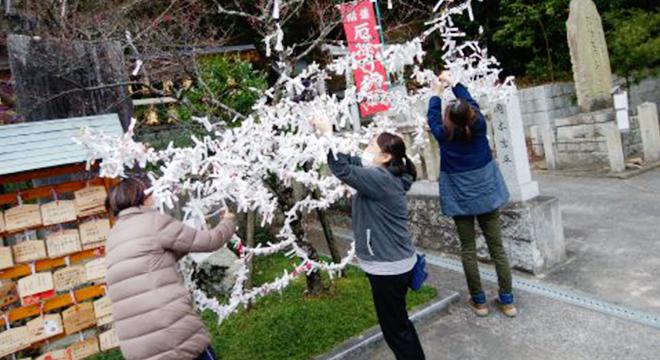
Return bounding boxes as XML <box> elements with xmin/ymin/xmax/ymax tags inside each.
<box><xmin>106</xmin><ymin>206</ymin><xmax>235</xmax><ymax>360</ymax></box>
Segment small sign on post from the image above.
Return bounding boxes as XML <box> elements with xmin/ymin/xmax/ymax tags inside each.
<box><xmin>613</xmin><ymin>90</ymin><xmax>630</xmax><ymax>131</ymax></box>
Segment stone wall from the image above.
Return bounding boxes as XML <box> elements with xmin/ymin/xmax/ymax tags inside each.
<box><xmin>305</xmin><ymin>182</ymin><xmax>566</xmax><ymax>275</ymax></box>
<box><xmin>524</xmin><ymin>76</ymin><xmax>659</xmax><ymax>163</ymax></box>
<box><xmin>620</xmin><ymin>77</ymin><xmax>660</xmax><ymax>114</ymax></box>
<box><xmin>520</xmin><ymin>76</ymin><xmax>660</xmax><ymax>133</ymax></box>
<box><xmin>519</xmin><ymin>82</ymin><xmax>580</xmax><ymax>135</ymax></box>
<box><xmin>621</xmin><ymin>115</ymin><xmax>643</xmax><ymax>158</ymax></box>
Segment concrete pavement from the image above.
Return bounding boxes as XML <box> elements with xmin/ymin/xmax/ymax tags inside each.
<box><xmin>535</xmin><ymin>168</ymin><xmax>660</xmax><ymax>313</ymax></box>
<box><xmin>351</xmin><ymin>264</ymin><xmax>660</xmax><ymax>360</ymax></box>
<box><xmin>348</xmin><ymin>169</ymin><xmax>660</xmax><ymax>359</ymax></box>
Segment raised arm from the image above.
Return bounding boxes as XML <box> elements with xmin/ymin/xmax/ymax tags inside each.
<box><xmin>427</xmin><ymin>96</ymin><xmax>444</xmax><ymax>142</ymax></box>
<box><xmin>452</xmin><ymin>83</ymin><xmax>480</xmax><ymax>111</ymax></box>
<box><xmin>155</xmin><ymin>212</ymin><xmax>236</xmax><ymax>254</ymax></box>
<box><xmin>327</xmin><ymin>150</ymin><xmax>386</xmax><ymax>199</ymax></box>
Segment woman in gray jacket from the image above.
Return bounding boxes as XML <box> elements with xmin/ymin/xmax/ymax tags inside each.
<box><xmin>312</xmin><ymin>117</ymin><xmax>425</xmax><ymax>360</ymax></box>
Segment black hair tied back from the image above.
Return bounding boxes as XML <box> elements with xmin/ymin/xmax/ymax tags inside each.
<box><xmin>376</xmin><ymin>133</ymin><xmax>418</xmax><ymax>181</ymax></box>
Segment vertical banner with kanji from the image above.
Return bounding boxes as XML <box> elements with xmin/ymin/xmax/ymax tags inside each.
<box><xmin>340</xmin><ymin>1</ymin><xmax>390</xmax><ymax>117</ymax></box>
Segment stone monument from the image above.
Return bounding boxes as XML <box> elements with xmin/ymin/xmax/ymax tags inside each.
<box><xmin>566</xmin><ymin>0</ymin><xmax>613</xmax><ymax>112</ymax></box>
<box><xmin>491</xmin><ymin>94</ymin><xmax>540</xmax><ymax>202</ymax></box>
<box><xmin>542</xmin><ymin>0</ymin><xmax>625</xmax><ymax>172</ymax></box>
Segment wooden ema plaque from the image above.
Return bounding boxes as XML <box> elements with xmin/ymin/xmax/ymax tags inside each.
<box><xmin>27</xmin><ymin>313</ymin><xmax>64</xmax><ymax>343</ymax></box>
<box><xmin>78</xmin><ymin>218</ymin><xmax>110</xmax><ymax>247</ymax></box>
<box><xmin>99</xmin><ymin>328</ymin><xmax>119</xmax><ymax>351</ymax></box>
<box><xmin>17</xmin><ymin>272</ymin><xmax>56</xmax><ymax>306</ymax></box>
<box><xmin>40</xmin><ymin>200</ymin><xmax>77</xmax><ymax>226</ymax></box>
<box><xmin>93</xmin><ymin>297</ymin><xmax>113</xmax><ymax>326</ymax></box>
<box><xmin>13</xmin><ymin>240</ymin><xmax>48</xmax><ymax>263</ymax></box>
<box><xmin>0</xmin><ymin>246</ymin><xmax>14</xmax><ymax>270</ymax></box>
<box><xmin>53</xmin><ymin>266</ymin><xmax>86</xmax><ymax>292</ymax></box>
<box><xmin>62</xmin><ymin>302</ymin><xmax>96</xmax><ymax>335</ymax></box>
<box><xmin>0</xmin><ymin>326</ymin><xmax>31</xmax><ymax>357</ymax></box>
<box><xmin>0</xmin><ymin>281</ymin><xmax>19</xmax><ymax>307</ymax></box>
<box><xmin>84</xmin><ymin>258</ymin><xmax>106</xmax><ymax>282</ymax></box>
<box><xmin>4</xmin><ymin>204</ymin><xmax>43</xmax><ymax>233</ymax></box>
<box><xmin>46</xmin><ymin>230</ymin><xmax>82</xmax><ymax>259</ymax></box>
<box><xmin>74</xmin><ymin>186</ymin><xmax>107</xmax><ymax>217</ymax></box>
<box><xmin>36</xmin><ymin>349</ymin><xmax>67</xmax><ymax>360</ymax></box>
<box><xmin>65</xmin><ymin>336</ymin><xmax>99</xmax><ymax>360</ymax></box>
<box><xmin>0</xmin><ymin>210</ymin><xmax>5</xmax><ymax>233</ymax></box>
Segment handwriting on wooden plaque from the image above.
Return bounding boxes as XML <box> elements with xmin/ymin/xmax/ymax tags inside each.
<box><xmin>53</xmin><ymin>265</ymin><xmax>86</xmax><ymax>292</ymax></box>
<box><xmin>4</xmin><ymin>204</ymin><xmax>43</xmax><ymax>233</ymax></box>
<box><xmin>0</xmin><ymin>281</ymin><xmax>19</xmax><ymax>307</ymax></box>
<box><xmin>27</xmin><ymin>314</ymin><xmax>64</xmax><ymax>343</ymax></box>
<box><xmin>85</xmin><ymin>258</ymin><xmax>107</xmax><ymax>282</ymax></box>
<box><xmin>74</xmin><ymin>186</ymin><xmax>107</xmax><ymax>217</ymax></box>
<box><xmin>46</xmin><ymin>230</ymin><xmax>82</xmax><ymax>259</ymax></box>
<box><xmin>65</xmin><ymin>336</ymin><xmax>100</xmax><ymax>360</ymax></box>
<box><xmin>36</xmin><ymin>349</ymin><xmax>67</xmax><ymax>360</ymax></box>
<box><xmin>0</xmin><ymin>210</ymin><xmax>5</xmax><ymax>233</ymax></box>
<box><xmin>12</xmin><ymin>240</ymin><xmax>48</xmax><ymax>263</ymax></box>
<box><xmin>40</xmin><ymin>200</ymin><xmax>77</xmax><ymax>226</ymax></box>
<box><xmin>0</xmin><ymin>326</ymin><xmax>31</xmax><ymax>357</ymax></box>
<box><xmin>62</xmin><ymin>302</ymin><xmax>97</xmax><ymax>335</ymax></box>
<box><xmin>94</xmin><ymin>296</ymin><xmax>113</xmax><ymax>326</ymax></box>
<box><xmin>17</xmin><ymin>272</ymin><xmax>55</xmax><ymax>305</ymax></box>
<box><xmin>0</xmin><ymin>246</ymin><xmax>14</xmax><ymax>270</ymax></box>
<box><xmin>78</xmin><ymin>218</ymin><xmax>111</xmax><ymax>246</ymax></box>
<box><xmin>99</xmin><ymin>328</ymin><xmax>120</xmax><ymax>351</ymax></box>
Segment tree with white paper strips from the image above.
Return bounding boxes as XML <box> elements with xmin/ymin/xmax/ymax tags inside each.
<box><xmin>79</xmin><ymin>0</ymin><xmax>514</xmax><ymax>324</ymax></box>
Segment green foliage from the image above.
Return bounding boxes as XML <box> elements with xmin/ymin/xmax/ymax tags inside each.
<box><xmin>604</xmin><ymin>8</ymin><xmax>660</xmax><ymax>84</ymax></box>
<box><xmin>485</xmin><ymin>0</ymin><xmax>659</xmax><ymax>85</ymax></box>
<box><xmin>492</xmin><ymin>0</ymin><xmax>572</xmax><ymax>84</ymax></box>
<box><xmin>135</xmin><ymin>56</ymin><xmax>267</xmax><ymax>150</ymax></box>
<box><xmin>180</xmin><ymin>56</ymin><xmax>268</xmax><ymax>127</ymax></box>
<box><xmin>89</xmin><ymin>254</ymin><xmax>437</xmax><ymax>360</ymax></box>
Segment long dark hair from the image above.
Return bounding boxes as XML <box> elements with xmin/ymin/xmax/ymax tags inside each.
<box><xmin>376</xmin><ymin>133</ymin><xmax>417</xmax><ymax>181</ymax></box>
<box><xmin>106</xmin><ymin>175</ymin><xmax>151</xmax><ymax>217</ymax></box>
<box><xmin>443</xmin><ymin>99</ymin><xmax>477</xmax><ymax>141</ymax></box>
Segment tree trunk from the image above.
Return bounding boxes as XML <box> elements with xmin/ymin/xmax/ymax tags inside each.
<box><xmin>245</xmin><ymin>211</ymin><xmax>256</xmax><ymax>289</ymax></box>
<box><xmin>315</xmin><ymin>207</ymin><xmax>341</xmax><ymax>263</ymax></box>
<box><xmin>269</xmin><ymin>178</ymin><xmax>325</xmax><ymax>295</ymax></box>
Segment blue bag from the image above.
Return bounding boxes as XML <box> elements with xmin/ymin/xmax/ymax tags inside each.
<box><xmin>410</xmin><ymin>253</ymin><xmax>428</xmax><ymax>291</ymax></box>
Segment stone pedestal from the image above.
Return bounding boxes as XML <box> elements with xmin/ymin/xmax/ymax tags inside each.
<box><xmin>407</xmin><ymin>182</ymin><xmax>566</xmax><ymax>274</ymax></box>
<box><xmin>544</xmin><ymin>109</ymin><xmax>626</xmax><ymax>172</ymax></box>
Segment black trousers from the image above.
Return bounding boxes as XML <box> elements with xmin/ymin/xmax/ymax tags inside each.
<box><xmin>367</xmin><ymin>271</ymin><xmax>426</xmax><ymax>360</ymax></box>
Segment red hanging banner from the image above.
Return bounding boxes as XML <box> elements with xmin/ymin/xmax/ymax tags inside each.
<box><xmin>339</xmin><ymin>1</ymin><xmax>390</xmax><ymax>117</ymax></box>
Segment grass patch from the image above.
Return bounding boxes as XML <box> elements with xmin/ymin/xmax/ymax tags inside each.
<box><xmin>91</xmin><ymin>254</ymin><xmax>437</xmax><ymax>360</ymax></box>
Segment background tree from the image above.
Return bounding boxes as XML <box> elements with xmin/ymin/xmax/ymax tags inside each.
<box><xmin>605</xmin><ymin>8</ymin><xmax>660</xmax><ymax>87</ymax></box>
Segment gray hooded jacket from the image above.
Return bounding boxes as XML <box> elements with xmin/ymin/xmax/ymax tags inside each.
<box><xmin>327</xmin><ymin>151</ymin><xmax>416</xmax><ymax>264</ymax></box>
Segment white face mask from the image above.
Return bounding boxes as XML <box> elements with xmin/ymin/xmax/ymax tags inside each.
<box><xmin>361</xmin><ymin>150</ymin><xmax>376</xmax><ymax>168</ymax></box>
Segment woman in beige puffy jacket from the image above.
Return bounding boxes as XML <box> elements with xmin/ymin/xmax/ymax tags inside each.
<box><xmin>105</xmin><ymin>176</ymin><xmax>235</xmax><ymax>360</ymax></box>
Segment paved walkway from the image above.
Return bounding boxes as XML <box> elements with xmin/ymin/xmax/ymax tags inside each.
<box><xmin>352</xmin><ymin>264</ymin><xmax>660</xmax><ymax>360</ymax></box>
<box><xmin>350</xmin><ymin>169</ymin><xmax>660</xmax><ymax>360</ymax></box>
<box><xmin>536</xmin><ymin>168</ymin><xmax>660</xmax><ymax>313</ymax></box>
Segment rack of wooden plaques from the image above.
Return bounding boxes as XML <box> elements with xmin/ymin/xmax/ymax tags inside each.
<box><xmin>0</xmin><ymin>163</ymin><xmax>120</xmax><ymax>360</ymax></box>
